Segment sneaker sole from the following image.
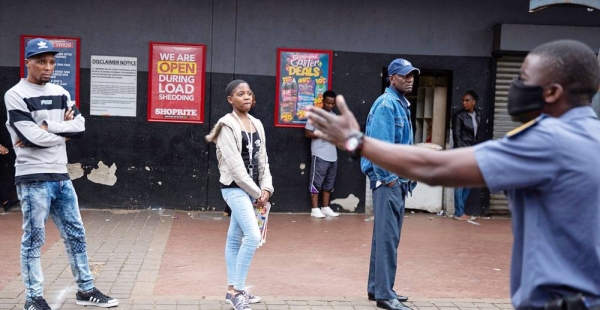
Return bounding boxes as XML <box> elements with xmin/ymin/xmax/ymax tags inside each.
<box><xmin>76</xmin><ymin>300</ymin><xmax>119</xmax><ymax>308</ymax></box>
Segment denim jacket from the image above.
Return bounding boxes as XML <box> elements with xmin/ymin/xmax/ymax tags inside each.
<box><xmin>361</xmin><ymin>86</ymin><xmax>416</xmax><ymax>189</ymax></box>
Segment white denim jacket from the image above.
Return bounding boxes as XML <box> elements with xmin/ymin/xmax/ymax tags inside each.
<box><xmin>205</xmin><ymin>113</ymin><xmax>274</xmax><ymax>199</ymax></box>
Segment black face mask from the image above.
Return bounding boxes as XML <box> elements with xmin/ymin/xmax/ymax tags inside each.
<box><xmin>507</xmin><ymin>77</ymin><xmax>546</xmax><ymax>123</ymax></box>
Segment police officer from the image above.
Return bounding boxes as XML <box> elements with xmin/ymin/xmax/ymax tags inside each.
<box><xmin>306</xmin><ymin>39</ymin><xmax>600</xmax><ymax>310</ymax></box>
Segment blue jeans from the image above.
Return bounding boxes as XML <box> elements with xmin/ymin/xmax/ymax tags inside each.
<box><xmin>222</xmin><ymin>188</ymin><xmax>261</xmax><ymax>291</ymax></box>
<box><xmin>17</xmin><ymin>180</ymin><xmax>94</xmax><ymax>300</ymax></box>
<box><xmin>367</xmin><ymin>181</ymin><xmax>406</xmax><ymax>300</ymax></box>
<box><xmin>454</xmin><ymin>187</ymin><xmax>471</xmax><ymax>217</ymax></box>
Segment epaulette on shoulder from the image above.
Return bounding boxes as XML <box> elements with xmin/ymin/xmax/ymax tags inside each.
<box><xmin>505</xmin><ymin>117</ymin><xmax>540</xmax><ymax>138</ymax></box>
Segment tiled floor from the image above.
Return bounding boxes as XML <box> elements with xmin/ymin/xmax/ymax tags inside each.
<box><xmin>0</xmin><ymin>209</ymin><xmax>513</xmax><ymax>309</ymax></box>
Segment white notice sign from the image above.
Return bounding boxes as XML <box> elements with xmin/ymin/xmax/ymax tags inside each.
<box><xmin>90</xmin><ymin>55</ymin><xmax>137</xmax><ymax>117</ymax></box>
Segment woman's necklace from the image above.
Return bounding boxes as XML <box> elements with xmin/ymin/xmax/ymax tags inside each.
<box><xmin>231</xmin><ymin>111</ymin><xmax>255</xmax><ymax>178</ymax></box>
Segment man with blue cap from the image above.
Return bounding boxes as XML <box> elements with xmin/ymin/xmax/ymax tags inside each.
<box><xmin>4</xmin><ymin>38</ymin><xmax>118</xmax><ymax>309</ymax></box>
<box><xmin>360</xmin><ymin>58</ymin><xmax>419</xmax><ymax>310</ymax></box>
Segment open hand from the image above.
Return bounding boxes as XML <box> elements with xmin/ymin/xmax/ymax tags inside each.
<box><xmin>306</xmin><ymin>95</ymin><xmax>361</xmax><ymax>149</ymax></box>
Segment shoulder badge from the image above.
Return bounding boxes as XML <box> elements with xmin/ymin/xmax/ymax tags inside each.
<box><xmin>505</xmin><ymin>117</ymin><xmax>540</xmax><ymax>138</ymax></box>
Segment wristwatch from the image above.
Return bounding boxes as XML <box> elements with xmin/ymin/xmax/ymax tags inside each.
<box><xmin>345</xmin><ymin>131</ymin><xmax>365</xmax><ymax>159</ymax></box>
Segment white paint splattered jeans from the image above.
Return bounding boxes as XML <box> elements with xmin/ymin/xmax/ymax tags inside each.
<box><xmin>222</xmin><ymin>188</ymin><xmax>261</xmax><ymax>291</ymax></box>
<box><xmin>17</xmin><ymin>180</ymin><xmax>94</xmax><ymax>301</ymax></box>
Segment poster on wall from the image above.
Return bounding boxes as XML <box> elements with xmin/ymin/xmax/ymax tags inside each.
<box><xmin>90</xmin><ymin>55</ymin><xmax>138</xmax><ymax>117</ymax></box>
<box><xmin>20</xmin><ymin>35</ymin><xmax>80</xmax><ymax>107</ymax></box>
<box><xmin>275</xmin><ymin>48</ymin><xmax>333</xmax><ymax>128</ymax></box>
<box><xmin>148</xmin><ymin>42</ymin><xmax>206</xmax><ymax>123</ymax></box>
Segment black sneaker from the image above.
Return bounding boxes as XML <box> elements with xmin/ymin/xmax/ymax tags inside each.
<box><xmin>23</xmin><ymin>296</ymin><xmax>51</xmax><ymax>310</ymax></box>
<box><xmin>75</xmin><ymin>287</ymin><xmax>119</xmax><ymax>308</ymax></box>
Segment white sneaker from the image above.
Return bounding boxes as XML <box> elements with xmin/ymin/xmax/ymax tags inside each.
<box><xmin>311</xmin><ymin>208</ymin><xmax>325</xmax><ymax>218</ymax></box>
<box><xmin>321</xmin><ymin>206</ymin><xmax>340</xmax><ymax>217</ymax></box>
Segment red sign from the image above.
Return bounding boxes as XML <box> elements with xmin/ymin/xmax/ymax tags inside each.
<box><xmin>148</xmin><ymin>42</ymin><xmax>206</xmax><ymax>123</ymax></box>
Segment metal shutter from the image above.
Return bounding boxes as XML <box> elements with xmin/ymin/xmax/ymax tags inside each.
<box><xmin>490</xmin><ymin>56</ymin><xmax>524</xmax><ymax>214</ymax></box>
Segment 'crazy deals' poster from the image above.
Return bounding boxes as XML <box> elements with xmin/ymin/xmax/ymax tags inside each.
<box><xmin>275</xmin><ymin>48</ymin><xmax>332</xmax><ymax>128</ymax></box>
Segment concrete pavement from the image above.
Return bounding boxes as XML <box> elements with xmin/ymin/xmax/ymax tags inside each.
<box><xmin>0</xmin><ymin>209</ymin><xmax>514</xmax><ymax>309</ymax></box>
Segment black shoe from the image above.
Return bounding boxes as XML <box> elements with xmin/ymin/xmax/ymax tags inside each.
<box><xmin>369</xmin><ymin>293</ymin><xmax>409</xmax><ymax>302</ymax></box>
<box><xmin>376</xmin><ymin>299</ymin><xmax>412</xmax><ymax>310</ymax></box>
<box><xmin>75</xmin><ymin>287</ymin><xmax>118</xmax><ymax>307</ymax></box>
<box><xmin>23</xmin><ymin>296</ymin><xmax>51</xmax><ymax>310</ymax></box>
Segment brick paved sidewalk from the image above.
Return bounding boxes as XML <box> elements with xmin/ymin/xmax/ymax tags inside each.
<box><xmin>0</xmin><ymin>209</ymin><xmax>513</xmax><ymax>310</ymax></box>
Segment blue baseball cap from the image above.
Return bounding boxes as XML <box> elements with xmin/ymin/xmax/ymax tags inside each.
<box><xmin>25</xmin><ymin>38</ymin><xmax>59</xmax><ymax>59</ymax></box>
<box><xmin>388</xmin><ymin>58</ymin><xmax>420</xmax><ymax>76</ymax></box>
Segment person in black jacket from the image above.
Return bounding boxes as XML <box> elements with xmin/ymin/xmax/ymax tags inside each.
<box><xmin>451</xmin><ymin>90</ymin><xmax>481</xmax><ymax>220</ymax></box>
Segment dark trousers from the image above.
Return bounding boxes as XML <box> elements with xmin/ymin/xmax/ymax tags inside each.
<box><xmin>367</xmin><ymin>181</ymin><xmax>406</xmax><ymax>300</ymax></box>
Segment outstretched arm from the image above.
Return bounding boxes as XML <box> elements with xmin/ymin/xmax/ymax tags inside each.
<box><xmin>306</xmin><ymin>95</ymin><xmax>486</xmax><ymax>188</ymax></box>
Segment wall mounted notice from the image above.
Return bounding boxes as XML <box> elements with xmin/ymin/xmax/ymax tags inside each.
<box><xmin>90</xmin><ymin>55</ymin><xmax>138</xmax><ymax>117</ymax></box>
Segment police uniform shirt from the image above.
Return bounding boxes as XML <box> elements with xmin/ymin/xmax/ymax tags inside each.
<box><xmin>592</xmin><ymin>92</ymin><xmax>600</xmax><ymax>117</ymax></box>
<box><xmin>473</xmin><ymin>106</ymin><xmax>600</xmax><ymax>309</ymax></box>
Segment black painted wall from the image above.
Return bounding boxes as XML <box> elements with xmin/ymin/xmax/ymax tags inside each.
<box><xmin>0</xmin><ymin>52</ymin><xmax>491</xmax><ymax>213</ymax></box>
<box><xmin>1</xmin><ymin>0</ymin><xmax>598</xmax><ymax>212</ymax></box>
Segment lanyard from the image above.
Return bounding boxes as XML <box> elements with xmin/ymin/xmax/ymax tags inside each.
<box><xmin>231</xmin><ymin>112</ymin><xmax>255</xmax><ymax>178</ymax></box>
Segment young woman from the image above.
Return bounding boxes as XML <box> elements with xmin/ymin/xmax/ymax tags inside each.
<box><xmin>206</xmin><ymin>80</ymin><xmax>273</xmax><ymax>310</ymax></box>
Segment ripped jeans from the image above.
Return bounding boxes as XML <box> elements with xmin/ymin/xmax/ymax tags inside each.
<box><xmin>17</xmin><ymin>180</ymin><xmax>94</xmax><ymax>301</ymax></box>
